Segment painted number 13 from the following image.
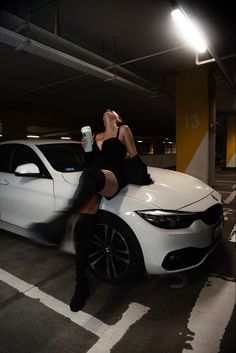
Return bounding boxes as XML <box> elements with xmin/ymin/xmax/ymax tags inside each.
<box><xmin>184</xmin><ymin>114</ymin><xmax>200</xmax><ymax>128</ymax></box>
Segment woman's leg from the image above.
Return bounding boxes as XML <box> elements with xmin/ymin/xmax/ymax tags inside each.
<box><xmin>29</xmin><ymin>170</ymin><xmax>106</xmax><ymax>246</ymax></box>
<box><xmin>70</xmin><ymin>195</ymin><xmax>101</xmax><ymax>312</ymax></box>
<box><xmin>98</xmin><ymin>169</ymin><xmax>119</xmax><ymax>199</ymax></box>
<box><xmin>71</xmin><ymin>171</ymin><xmax>118</xmax><ymax>311</ymax></box>
<box><xmin>30</xmin><ymin>169</ymin><xmax>119</xmax><ymax>311</ymax></box>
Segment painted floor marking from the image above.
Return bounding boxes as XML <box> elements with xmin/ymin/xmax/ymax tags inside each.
<box><xmin>87</xmin><ymin>302</ymin><xmax>149</xmax><ymax>353</ymax></box>
<box><xmin>217</xmin><ymin>191</ymin><xmax>231</xmax><ymax>194</ymax></box>
<box><xmin>223</xmin><ymin>191</ymin><xmax>236</xmax><ymax>204</ymax></box>
<box><xmin>223</xmin><ymin>185</ymin><xmax>236</xmax><ymax>204</ymax></box>
<box><xmin>0</xmin><ymin>268</ymin><xmax>149</xmax><ymax>351</ymax></box>
<box><xmin>215</xmin><ymin>180</ymin><xmax>236</xmax><ymax>184</ymax></box>
<box><xmin>223</xmin><ymin>208</ymin><xmax>233</xmax><ymax>221</ymax></box>
<box><xmin>229</xmin><ymin>224</ymin><xmax>236</xmax><ymax>243</ymax></box>
<box><xmin>182</xmin><ymin>276</ymin><xmax>235</xmax><ymax>353</ymax></box>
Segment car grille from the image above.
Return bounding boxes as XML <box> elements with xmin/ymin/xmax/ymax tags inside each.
<box><xmin>200</xmin><ymin>204</ymin><xmax>223</xmax><ymax>225</ymax></box>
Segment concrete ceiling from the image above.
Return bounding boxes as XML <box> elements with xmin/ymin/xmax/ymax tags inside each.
<box><xmin>0</xmin><ymin>0</ymin><xmax>235</xmax><ymax>138</ymax></box>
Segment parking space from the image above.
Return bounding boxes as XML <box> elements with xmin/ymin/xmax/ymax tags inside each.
<box><xmin>0</xmin><ymin>169</ymin><xmax>235</xmax><ymax>353</ymax></box>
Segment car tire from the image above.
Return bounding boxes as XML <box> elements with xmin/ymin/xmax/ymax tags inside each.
<box><xmin>89</xmin><ymin>210</ymin><xmax>145</xmax><ymax>283</ymax></box>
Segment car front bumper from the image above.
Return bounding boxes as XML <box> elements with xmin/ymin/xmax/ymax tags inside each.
<box><xmin>119</xmin><ymin>210</ymin><xmax>223</xmax><ymax>275</ymax></box>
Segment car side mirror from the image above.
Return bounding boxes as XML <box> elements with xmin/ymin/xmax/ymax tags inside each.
<box><xmin>15</xmin><ymin>163</ymin><xmax>41</xmax><ymax>177</ymax></box>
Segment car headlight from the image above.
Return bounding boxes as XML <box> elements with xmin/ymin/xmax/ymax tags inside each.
<box><xmin>135</xmin><ymin>209</ymin><xmax>199</xmax><ymax>229</ymax></box>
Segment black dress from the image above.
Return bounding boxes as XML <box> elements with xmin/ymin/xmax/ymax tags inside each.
<box><xmin>86</xmin><ymin>127</ymin><xmax>127</xmax><ymax>200</ymax></box>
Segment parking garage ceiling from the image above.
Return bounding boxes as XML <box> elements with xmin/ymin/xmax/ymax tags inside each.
<box><xmin>0</xmin><ymin>0</ymin><xmax>235</xmax><ymax>137</ymax></box>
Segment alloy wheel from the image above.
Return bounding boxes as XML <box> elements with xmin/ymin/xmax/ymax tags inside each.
<box><xmin>89</xmin><ymin>223</ymin><xmax>131</xmax><ymax>280</ymax></box>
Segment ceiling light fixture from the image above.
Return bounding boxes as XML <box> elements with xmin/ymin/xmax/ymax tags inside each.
<box><xmin>27</xmin><ymin>135</ymin><xmax>40</xmax><ymax>138</ymax></box>
<box><xmin>60</xmin><ymin>136</ymin><xmax>71</xmax><ymax>140</ymax></box>
<box><xmin>171</xmin><ymin>9</ymin><xmax>207</xmax><ymax>53</ymax></box>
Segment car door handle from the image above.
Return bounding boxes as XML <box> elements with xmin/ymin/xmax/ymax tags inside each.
<box><xmin>0</xmin><ymin>178</ymin><xmax>9</xmax><ymax>185</ymax></box>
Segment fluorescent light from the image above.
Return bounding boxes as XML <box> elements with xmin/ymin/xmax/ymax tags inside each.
<box><xmin>171</xmin><ymin>9</ymin><xmax>207</xmax><ymax>53</ymax></box>
<box><xmin>27</xmin><ymin>135</ymin><xmax>40</xmax><ymax>138</ymax></box>
<box><xmin>60</xmin><ymin>136</ymin><xmax>71</xmax><ymax>140</ymax></box>
<box><xmin>137</xmin><ymin>140</ymin><xmax>143</xmax><ymax>143</ymax></box>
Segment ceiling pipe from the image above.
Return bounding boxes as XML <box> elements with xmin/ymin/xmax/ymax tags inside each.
<box><xmin>195</xmin><ymin>52</ymin><xmax>215</xmax><ymax>66</ymax></box>
<box><xmin>173</xmin><ymin>0</ymin><xmax>236</xmax><ymax>91</ymax></box>
<box><xmin>119</xmin><ymin>44</ymin><xmax>188</xmax><ymax>66</ymax></box>
<box><xmin>0</xmin><ymin>26</ymin><xmax>163</xmax><ymax>99</ymax></box>
<box><xmin>206</xmin><ymin>46</ymin><xmax>236</xmax><ymax>91</ymax></box>
<box><xmin>0</xmin><ymin>10</ymin><xmax>162</xmax><ymax>92</ymax></box>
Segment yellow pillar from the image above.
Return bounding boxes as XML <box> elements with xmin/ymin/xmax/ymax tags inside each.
<box><xmin>226</xmin><ymin>117</ymin><xmax>236</xmax><ymax>168</ymax></box>
<box><xmin>176</xmin><ymin>67</ymin><xmax>215</xmax><ymax>185</ymax></box>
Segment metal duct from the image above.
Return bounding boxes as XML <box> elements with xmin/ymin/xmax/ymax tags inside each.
<box><xmin>0</xmin><ymin>10</ymin><xmax>168</xmax><ymax>96</ymax></box>
<box><xmin>0</xmin><ymin>26</ymin><xmax>160</xmax><ymax>97</ymax></box>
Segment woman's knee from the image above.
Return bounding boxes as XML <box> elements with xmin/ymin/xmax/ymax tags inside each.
<box><xmin>99</xmin><ymin>170</ymin><xmax>118</xmax><ymax>198</ymax></box>
<box><xmin>80</xmin><ymin>169</ymin><xmax>106</xmax><ymax>192</ymax></box>
<box><xmin>79</xmin><ymin>194</ymin><xmax>101</xmax><ymax>214</ymax></box>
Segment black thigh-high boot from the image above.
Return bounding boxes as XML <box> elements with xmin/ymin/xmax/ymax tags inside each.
<box><xmin>70</xmin><ymin>213</ymin><xmax>97</xmax><ymax>312</ymax></box>
<box><xmin>29</xmin><ymin>170</ymin><xmax>105</xmax><ymax>247</ymax></box>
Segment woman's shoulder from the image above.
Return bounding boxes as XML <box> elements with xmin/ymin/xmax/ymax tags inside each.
<box><xmin>119</xmin><ymin>124</ymin><xmax>133</xmax><ymax>137</ymax></box>
<box><xmin>93</xmin><ymin>131</ymin><xmax>104</xmax><ymax>139</ymax></box>
<box><xmin>119</xmin><ymin>124</ymin><xmax>131</xmax><ymax>133</ymax></box>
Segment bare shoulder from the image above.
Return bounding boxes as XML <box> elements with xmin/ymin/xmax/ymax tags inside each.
<box><xmin>119</xmin><ymin>124</ymin><xmax>132</xmax><ymax>135</ymax></box>
<box><xmin>120</xmin><ymin>124</ymin><xmax>129</xmax><ymax>130</ymax></box>
<box><xmin>94</xmin><ymin>131</ymin><xmax>104</xmax><ymax>140</ymax></box>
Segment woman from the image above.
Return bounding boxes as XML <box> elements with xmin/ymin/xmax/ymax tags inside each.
<box><xmin>30</xmin><ymin>109</ymin><xmax>151</xmax><ymax>312</ymax></box>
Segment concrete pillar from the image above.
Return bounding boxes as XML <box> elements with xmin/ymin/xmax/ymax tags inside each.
<box><xmin>176</xmin><ymin>67</ymin><xmax>216</xmax><ymax>185</ymax></box>
<box><xmin>226</xmin><ymin>117</ymin><xmax>236</xmax><ymax>168</ymax></box>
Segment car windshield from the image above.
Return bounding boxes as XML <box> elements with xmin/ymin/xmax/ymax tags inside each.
<box><xmin>37</xmin><ymin>143</ymin><xmax>85</xmax><ymax>172</ymax></box>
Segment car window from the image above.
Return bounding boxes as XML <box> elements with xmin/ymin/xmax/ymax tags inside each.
<box><xmin>38</xmin><ymin>143</ymin><xmax>85</xmax><ymax>172</ymax></box>
<box><xmin>0</xmin><ymin>144</ymin><xmax>13</xmax><ymax>172</ymax></box>
<box><xmin>9</xmin><ymin>144</ymin><xmax>51</xmax><ymax>178</ymax></box>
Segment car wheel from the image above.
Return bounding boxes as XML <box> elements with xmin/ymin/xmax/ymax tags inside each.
<box><xmin>89</xmin><ymin>210</ymin><xmax>145</xmax><ymax>283</ymax></box>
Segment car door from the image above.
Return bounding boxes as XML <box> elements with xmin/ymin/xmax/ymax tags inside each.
<box><xmin>0</xmin><ymin>143</ymin><xmax>55</xmax><ymax>228</ymax></box>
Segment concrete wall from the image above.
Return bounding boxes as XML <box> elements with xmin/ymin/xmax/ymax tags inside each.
<box><xmin>141</xmin><ymin>154</ymin><xmax>176</xmax><ymax>169</ymax></box>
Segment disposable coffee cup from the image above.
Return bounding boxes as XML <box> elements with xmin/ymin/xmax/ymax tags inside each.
<box><xmin>81</xmin><ymin>126</ymin><xmax>93</xmax><ymax>152</ymax></box>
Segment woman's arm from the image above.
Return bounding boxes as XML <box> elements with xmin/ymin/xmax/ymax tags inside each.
<box><xmin>120</xmin><ymin>125</ymin><xmax>138</xmax><ymax>158</ymax></box>
<box><xmin>121</xmin><ymin>125</ymin><xmax>154</xmax><ymax>184</ymax></box>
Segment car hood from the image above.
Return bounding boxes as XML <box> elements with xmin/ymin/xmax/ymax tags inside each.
<box><xmin>62</xmin><ymin>167</ymin><xmax>213</xmax><ymax>210</ymax></box>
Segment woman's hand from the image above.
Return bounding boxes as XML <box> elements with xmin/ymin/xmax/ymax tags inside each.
<box><xmin>81</xmin><ymin>136</ymin><xmax>87</xmax><ymax>149</ymax></box>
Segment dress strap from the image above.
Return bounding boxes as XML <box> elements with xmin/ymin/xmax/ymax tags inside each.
<box><xmin>116</xmin><ymin>126</ymin><xmax>120</xmax><ymax>138</ymax></box>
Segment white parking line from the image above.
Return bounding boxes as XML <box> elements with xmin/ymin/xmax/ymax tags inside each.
<box><xmin>87</xmin><ymin>302</ymin><xmax>149</xmax><ymax>353</ymax></box>
<box><xmin>223</xmin><ymin>208</ymin><xmax>233</xmax><ymax>221</ymax></box>
<box><xmin>217</xmin><ymin>191</ymin><xmax>231</xmax><ymax>194</ymax></box>
<box><xmin>222</xmin><ymin>184</ymin><xmax>236</xmax><ymax>204</ymax></box>
<box><xmin>182</xmin><ymin>276</ymin><xmax>235</xmax><ymax>353</ymax></box>
<box><xmin>223</xmin><ymin>190</ymin><xmax>236</xmax><ymax>204</ymax></box>
<box><xmin>0</xmin><ymin>268</ymin><xmax>149</xmax><ymax>351</ymax></box>
<box><xmin>229</xmin><ymin>225</ymin><xmax>236</xmax><ymax>243</ymax></box>
<box><xmin>215</xmin><ymin>180</ymin><xmax>236</xmax><ymax>184</ymax></box>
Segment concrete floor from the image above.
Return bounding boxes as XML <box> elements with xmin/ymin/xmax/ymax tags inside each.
<box><xmin>0</xmin><ymin>169</ymin><xmax>235</xmax><ymax>353</ymax></box>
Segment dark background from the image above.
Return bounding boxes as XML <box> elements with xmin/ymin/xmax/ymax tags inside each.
<box><xmin>0</xmin><ymin>0</ymin><xmax>235</xmax><ymax>145</ymax></box>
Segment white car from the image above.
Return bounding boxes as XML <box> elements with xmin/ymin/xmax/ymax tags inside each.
<box><xmin>0</xmin><ymin>139</ymin><xmax>223</xmax><ymax>283</ymax></box>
